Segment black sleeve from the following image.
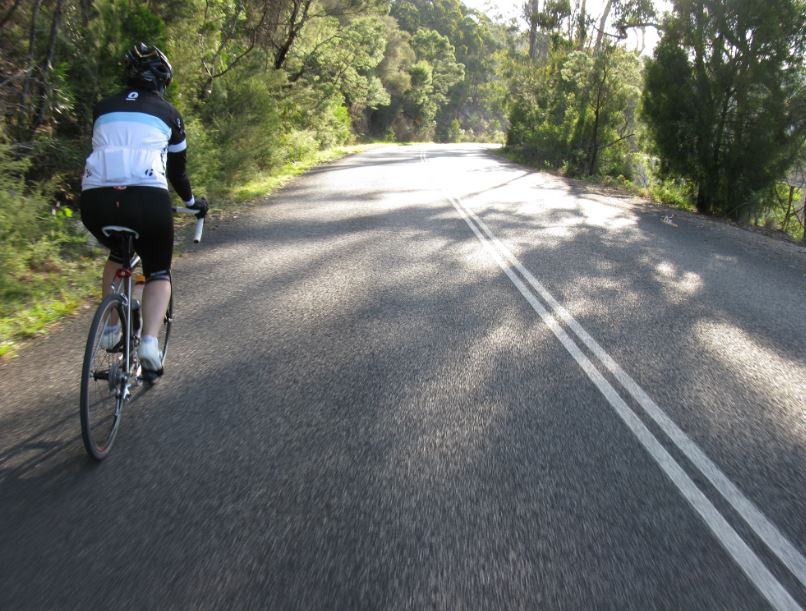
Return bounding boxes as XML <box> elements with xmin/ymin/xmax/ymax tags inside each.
<box><xmin>166</xmin><ymin>150</ymin><xmax>193</xmax><ymax>202</ymax></box>
<box><xmin>165</xmin><ymin>105</ymin><xmax>193</xmax><ymax>201</ymax></box>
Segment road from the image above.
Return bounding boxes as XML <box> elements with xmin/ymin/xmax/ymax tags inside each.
<box><xmin>2</xmin><ymin>144</ymin><xmax>805</xmax><ymax>609</ymax></box>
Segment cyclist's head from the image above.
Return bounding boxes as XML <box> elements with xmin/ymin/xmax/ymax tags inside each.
<box><xmin>124</xmin><ymin>42</ymin><xmax>173</xmax><ymax>94</ymax></box>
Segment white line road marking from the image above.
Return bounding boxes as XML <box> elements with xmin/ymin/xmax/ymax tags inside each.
<box><xmin>455</xmin><ymin>194</ymin><xmax>806</xmax><ymax>590</ymax></box>
<box><xmin>443</xmin><ymin>187</ymin><xmax>803</xmax><ymax>610</ymax></box>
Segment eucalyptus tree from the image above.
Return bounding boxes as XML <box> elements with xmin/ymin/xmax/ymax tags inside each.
<box><xmin>401</xmin><ymin>28</ymin><xmax>465</xmax><ymax>139</ymax></box>
<box><xmin>506</xmin><ymin>0</ymin><xmax>648</xmax><ymax>177</ymax></box>
<box><xmin>506</xmin><ymin>44</ymin><xmax>641</xmax><ymax>175</ymax></box>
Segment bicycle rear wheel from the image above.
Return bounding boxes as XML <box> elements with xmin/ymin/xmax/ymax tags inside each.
<box><xmin>80</xmin><ymin>294</ymin><xmax>127</xmax><ymax>460</ymax></box>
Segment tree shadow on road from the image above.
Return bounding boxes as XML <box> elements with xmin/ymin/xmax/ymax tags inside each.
<box><xmin>1</xmin><ymin>143</ymin><xmax>804</xmax><ymax>608</ymax></box>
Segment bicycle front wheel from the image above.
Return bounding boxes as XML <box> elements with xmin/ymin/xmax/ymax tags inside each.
<box><xmin>80</xmin><ymin>294</ymin><xmax>127</xmax><ymax>460</ymax></box>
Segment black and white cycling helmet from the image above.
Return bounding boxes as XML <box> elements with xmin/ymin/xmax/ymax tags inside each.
<box><xmin>124</xmin><ymin>42</ymin><xmax>173</xmax><ymax>91</ymax></box>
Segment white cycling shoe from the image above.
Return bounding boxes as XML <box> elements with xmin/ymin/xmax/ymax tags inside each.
<box><xmin>100</xmin><ymin>324</ymin><xmax>121</xmax><ymax>350</ymax></box>
<box><xmin>137</xmin><ymin>337</ymin><xmax>163</xmax><ymax>373</ymax></box>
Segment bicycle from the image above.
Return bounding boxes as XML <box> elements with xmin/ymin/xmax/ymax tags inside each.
<box><xmin>79</xmin><ymin>206</ymin><xmax>205</xmax><ymax>461</ymax></box>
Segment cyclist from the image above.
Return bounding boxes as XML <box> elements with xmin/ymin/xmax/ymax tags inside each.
<box><xmin>80</xmin><ymin>42</ymin><xmax>206</xmax><ymax>375</ymax></box>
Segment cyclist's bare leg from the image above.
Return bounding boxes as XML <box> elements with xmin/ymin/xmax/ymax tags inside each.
<box><xmin>142</xmin><ymin>279</ymin><xmax>171</xmax><ymax>339</ymax></box>
<box><xmin>102</xmin><ymin>259</ymin><xmax>123</xmax><ymax>325</ymax></box>
<box><xmin>102</xmin><ymin>259</ymin><xmax>122</xmax><ymax>297</ymax></box>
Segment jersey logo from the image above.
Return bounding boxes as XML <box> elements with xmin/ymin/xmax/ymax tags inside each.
<box><xmin>176</xmin><ymin>117</ymin><xmax>182</xmax><ymax>129</ymax></box>
<box><xmin>126</xmin><ymin>91</ymin><xmax>139</xmax><ymax>101</ymax></box>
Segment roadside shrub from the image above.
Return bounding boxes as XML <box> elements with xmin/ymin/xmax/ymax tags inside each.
<box><xmin>203</xmin><ymin>71</ymin><xmax>286</xmax><ymax>184</ymax></box>
<box><xmin>650</xmin><ymin>178</ymin><xmax>695</xmax><ymax>210</ymax></box>
<box><xmin>0</xmin><ymin>143</ymin><xmax>40</xmax><ymax>299</ymax></box>
<box><xmin>183</xmin><ymin>116</ymin><xmax>222</xmax><ymax>198</ymax></box>
<box><xmin>0</xmin><ymin>138</ymin><xmax>93</xmax><ymax>321</ymax></box>
<box><xmin>310</xmin><ymin>101</ymin><xmax>353</xmax><ymax>149</ymax></box>
<box><xmin>276</xmin><ymin>130</ymin><xmax>320</xmax><ymax>164</ymax></box>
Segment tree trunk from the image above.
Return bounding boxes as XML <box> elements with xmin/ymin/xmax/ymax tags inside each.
<box><xmin>31</xmin><ymin>0</ymin><xmax>64</xmax><ymax>132</ymax></box>
<box><xmin>17</xmin><ymin>0</ymin><xmax>43</xmax><ymax>136</ymax></box>
<box><xmin>587</xmin><ymin>62</ymin><xmax>607</xmax><ymax>175</ymax></box>
<box><xmin>800</xmin><ymin>192</ymin><xmax>806</xmax><ymax>244</ymax></box>
<box><xmin>273</xmin><ymin>0</ymin><xmax>313</xmax><ymax>70</ymax></box>
<box><xmin>782</xmin><ymin>185</ymin><xmax>795</xmax><ymax>232</ymax></box>
<box><xmin>593</xmin><ymin>0</ymin><xmax>613</xmax><ymax>52</ymax></box>
<box><xmin>696</xmin><ymin>182</ymin><xmax>713</xmax><ymax>215</ymax></box>
<box><xmin>527</xmin><ymin>0</ymin><xmax>540</xmax><ymax>60</ymax></box>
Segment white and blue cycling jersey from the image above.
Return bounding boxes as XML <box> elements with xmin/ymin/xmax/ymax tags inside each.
<box><xmin>82</xmin><ymin>88</ymin><xmax>193</xmax><ymax>201</ymax></box>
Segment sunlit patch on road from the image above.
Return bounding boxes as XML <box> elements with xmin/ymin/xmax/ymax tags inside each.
<box><xmin>694</xmin><ymin>320</ymin><xmax>806</xmax><ymax>436</ymax></box>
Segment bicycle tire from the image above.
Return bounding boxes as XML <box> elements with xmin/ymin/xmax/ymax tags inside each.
<box><xmin>80</xmin><ymin>294</ymin><xmax>127</xmax><ymax>460</ymax></box>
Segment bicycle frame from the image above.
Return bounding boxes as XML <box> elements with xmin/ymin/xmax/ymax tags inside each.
<box><xmin>108</xmin><ymin>234</ymin><xmax>142</xmax><ymax>402</ymax></box>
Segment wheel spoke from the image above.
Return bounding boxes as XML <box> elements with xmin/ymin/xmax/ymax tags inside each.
<box><xmin>80</xmin><ymin>294</ymin><xmax>127</xmax><ymax>460</ymax></box>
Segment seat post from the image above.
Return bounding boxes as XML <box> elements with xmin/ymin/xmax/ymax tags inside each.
<box><xmin>101</xmin><ymin>225</ymin><xmax>139</xmax><ymax>267</ymax></box>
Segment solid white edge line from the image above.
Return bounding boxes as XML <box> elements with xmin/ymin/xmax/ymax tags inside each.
<box><xmin>455</xmin><ymin>194</ymin><xmax>806</xmax><ymax>590</ymax></box>
<box><xmin>448</xmin><ymin>194</ymin><xmax>801</xmax><ymax>611</ymax></box>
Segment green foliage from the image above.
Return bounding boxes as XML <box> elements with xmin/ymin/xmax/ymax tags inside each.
<box><xmin>0</xmin><ymin>142</ymin><xmax>38</xmax><ymax>287</ymax></box>
<box><xmin>0</xmin><ymin>135</ymin><xmax>100</xmax><ymax>355</ymax></box>
<box><xmin>285</xmin><ymin>14</ymin><xmax>391</xmax><ymax>137</ymax></box>
<box><xmin>642</xmin><ymin>0</ymin><xmax>806</xmax><ymax>220</ymax></box>
<box><xmin>0</xmin><ymin>139</ymin><xmax>89</xmax><ymax>299</ymax></box>
<box><xmin>316</xmin><ymin>102</ymin><xmax>354</xmax><ymax>148</ymax></box>
<box><xmin>375</xmin><ymin>18</ymin><xmax>416</xmax><ymax>98</ymax></box>
<box><xmin>389</xmin><ymin>0</ymin><xmax>506</xmax><ymax>140</ymax></box>
<box><xmin>393</xmin><ymin>28</ymin><xmax>465</xmax><ymax>140</ymax></box>
<box><xmin>649</xmin><ymin>177</ymin><xmax>696</xmax><ymax>210</ymax></box>
<box><xmin>410</xmin><ymin>29</ymin><xmax>466</xmax><ymax>105</ymax></box>
<box><xmin>183</xmin><ymin>116</ymin><xmax>223</xmax><ymax>196</ymax></box>
<box><xmin>204</xmin><ymin>69</ymin><xmax>286</xmax><ymax>183</ymax></box>
<box><xmin>506</xmin><ymin>46</ymin><xmax>643</xmax><ymax>178</ymax></box>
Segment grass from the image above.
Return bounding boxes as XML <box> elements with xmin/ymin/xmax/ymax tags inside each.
<box><xmin>0</xmin><ymin>255</ymin><xmax>102</xmax><ymax>358</ymax></box>
<box><xmin>0</xmin><ymin>145</ymin><xmax>365</xmax><ymax>361</ymax></box>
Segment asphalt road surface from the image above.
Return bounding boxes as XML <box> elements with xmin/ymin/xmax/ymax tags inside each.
<box><xmin>2</xmin><ymin>144</ymin><xmax>805</xmax><ymax>609</ymax></box>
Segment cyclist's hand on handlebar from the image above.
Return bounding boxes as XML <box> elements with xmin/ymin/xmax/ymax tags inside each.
<box><xmin>187</xmin><ymin>196</ymin><xmax>208</xmax><ymax>218</ymax></box>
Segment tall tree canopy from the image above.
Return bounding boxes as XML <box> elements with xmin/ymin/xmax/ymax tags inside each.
<box><xmin>642</xmin><ymin>0</ymin><xmax>806</xmax><ymax>219</ymax></box>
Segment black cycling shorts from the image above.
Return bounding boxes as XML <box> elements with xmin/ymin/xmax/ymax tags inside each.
<box><xmin>80</xmin><ymin>186</ymin><xmax>173</xmax><ymax>281</ymax></box>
